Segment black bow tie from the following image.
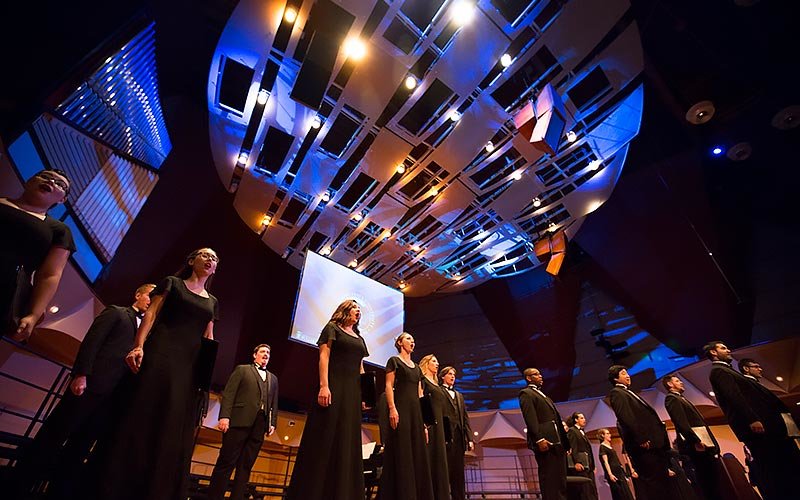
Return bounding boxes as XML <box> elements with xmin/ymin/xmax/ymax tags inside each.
<box><xmin>256</xmin><ymin>366</ymin><xmax>267</xmax><ymax>371</ymax></box>
<box><xmin>135</xmin><ymin>311</ymin><xmax>144</xmax><ymax>319</ymax></box>
<box><xmin>444</xmin><ymin>385</ymin><xmax>454</xmax><ymax>391</ymax></box>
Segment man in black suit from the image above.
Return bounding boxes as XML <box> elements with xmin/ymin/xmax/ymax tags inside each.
<box><xmin>737</xmin><ymin>358</ymin><xmax>763</xmax><ymax>383</ymax></box>
<box><xmin>207</xmin><ymin>343</ymin><xmax>279</xmax><ymax>500</ymax></box>
<box><xmin>705</xmin><ymin>341</ymin><xmax>800</xmax><ymax>500</ymax></box>
<box><xmin>607</xmin><ymin>365</ymin><xmax>671</xmax><ymax>500</ymax></box>
<box><xmin>439</xmin><ymin>365</ymin><xmax>474</xmax><ymax>500</ymax></box>
<box><xmin>566</xmin><ymin>412</ymin><xmax>598</xmax><ymax>500</ymax></box>
<box><xmin>12</xmin><ymin>283</ymin><xmax>155</xmax><ymax>499</ymax></box>
<box><xmin>662</xmin><ymin>373</ymin><xmax>721</xmax><ymax>500</ymax></box>
<box><xmin>520</xmin><ymin>367</ymin><xmax>570</xmax><ymax>500</ymax></box>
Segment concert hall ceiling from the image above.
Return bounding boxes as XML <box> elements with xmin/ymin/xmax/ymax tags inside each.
<box><xmin>207</xmin><ymin>0</ymin><xmax>645</xmax><ymax>296</ymax></box>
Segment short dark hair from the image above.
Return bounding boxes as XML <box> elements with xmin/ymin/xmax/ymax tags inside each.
<box><xmin>661</xmin><ymin>373</ymin><xmax>679</xmax><ymax>390</ymax></box>
<box><xmin>439</xmin><ymin>366</ymin><xmax>456</xmax><ymax>380</ymax></box>
<box><xmin>568</xmin><ymin>412</ymin><xmax>584</xmax><ymax>427</ymax></box>
<box><xmin>253</xmin><ymin>343</ymin><xmax>271</xmax><ymax>354</ymax></box>
<box><xmin>608</xmin><ymin>365</ymin><xmax>627</xmax><ymax>384</ymax></box>
<box><xmin>738</xmin><ymin>358</ymin><xmax>758</xmax><ymax>374</ymax></box>
<box><xmin>702</xmin><ymin>341</ymin><xmax>724</xmax><ymax>360</ymax></box>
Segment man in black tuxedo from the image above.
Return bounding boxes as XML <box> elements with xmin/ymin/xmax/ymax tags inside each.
<box><xmin>662</xmin><ymin>374</ymin><xmax>721</xmax><ymax>500</ymax></box>
<box><xmin>12</xmin><ymin>283</ymin><xmax>155</xmax><ymax>499</ymax></box>
<box><xmin>607</xmin><ymin>365</ymin><xmax>671</xmax><ymax>500</ymax></box>
<box><xmin>705</xmin><ymin>341</ymin><xmax>800</xmax><ymax>500</ymax></box>
<box><xmin>439</xmin><ymin>365</ymin><xmax>474</xmax><ymax>500</ymax></box>
<box><xmin>737</xmin><ymin>358</ymin><xmax>763</xmax><ymax>383</ymax></box>
<box><xmin>566</xmin><ymin>412</ymin><xmax>598</xmax><ymax>500</ymax></box>
<box><xmin>207</xmin><ymin>344</ymin><xmax>279</xmax><ymax>500</ymax></box>
<box><xmin>520</xmin><ymin>367</ymin><xmax>570</xmax><ymax>500</ymax></box>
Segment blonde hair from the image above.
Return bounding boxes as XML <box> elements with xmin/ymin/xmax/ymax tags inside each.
<box><xmin>419</xmin><ymin>354</ymin><xmax>438</xmax><ymax>381</ymax></box>
<box><xmin>597</xmin><ymin>428</ymin><xmax>611</xmax><ymax>443</ymax></box>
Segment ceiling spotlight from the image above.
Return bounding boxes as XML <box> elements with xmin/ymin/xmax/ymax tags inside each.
<box><xmin>547</xmin><ymin>222</ymin><xmax>557</xmax><ymax>232</ymax></box>
<box><xmin>310</xmin><ymin>115</ymin><xmax>322</xmax><ymax>130</ymax></box>
<box><xmin>685</xmin><ymin>100</ymin><xmax>715</xmax><ymax>125</ymax></box>
<box><xmin>48</xmin><ymin>305</ymin><xmax>60</xmax><ymax>314</ymax></box>
<box><xmin>448</xmin><ymin>110</ymin><xmax>461</xmax><ymax>122</ymax></box>
<box><xmin>532</xmin><ymin>197</ymin><xmax>542</xmax><ymax>208</ymax></box>
<box><xmin>398</xmin><ymin>281</ymin><xmax>407</xmax><ymax>290</ymax></box>
<box><xmin>776</xmin><ymin>376</ymin><xmax>784</xmax><ymax>382</ymax></box>
<box><xmin>511</xmin><ymin>171</ymin><xmax>522</xmax><ymax>181</ymax></box>
<box><xmin>396</xmin><ymin>164</ymin><xmax>406</xmax><ymax>174</ymax></box>
<box><xmin>711</xmin><ymin>146</ymin><xmax>724</xmax><ymax>156</ymax></box>
<box><xmin>320</xmin><ymin>246</ymin><xmax>332</xmax><ymax>256</ymax></box>
<box><xmin>283</xmin><ymin>435</ymin><xmax>290</xmax><ymax>441</ymax></box>
<box><xmin>261</xmin><ymin>214</ymin><xmax>272</xmax><ymax>226</ymax></box>
<box><xmin>452</xmin><ymin>1</ymin><xmax>476</xmax><ymax>26</ymax></box>
<box><xmin>411</xmin><ymin>244</ymin><xmax>421</xmax><ymax>252</ymax></box>
<box><xmin>321</xmin><ymin>191</ymin><xmax>331</xmax><ymax>202</ymax></box>
<box><xmin>428</xmin><ymin>187</ymin><xmax>439</xmax><ymax>197</ymax></box>
<box><xmin>485</xmin><ymin>141</ymin><xmax>495</xmax><ymax>153</ymax></box>
<box><xmin>284</xmin><ymin>7</ymin><xmax>298</xmax><ymax>23</ymax></box>
<box><xmin>453</xmin><ymin>271</ymin><xmax>461</xmax><ymax>278</ymax></box>
<box><xmin>352</xmin><ymin>212</ymin><xmax>363</xmax><ymax>222</ymax></box>
<box><xmin>237</xmin><ymin>152</ymin><xmax>249</xmax><ymax>165</ymax></box>
<box><xmin>566</xmin><ymin>130</ymin><xmax>577</xmax><ymax>143</ymax></box>
<box><xmin>473</xmin><ymin>430</ymin><xmax>479</xmax><ymax>436</ymax></box>
<box><xmin>404</xmin><ymin>76</ymin><xmax>418</xmax><ymax>90</ymax></box>
<box><xmin>257</xmin><ymin>89</ymin><xmax>268</xmax><ymax>105</ymax></box>
<box><xmin>343</xmin><ymin>37</ymin><xmax>367</xmax><ymax>61</ymax></box>
<box><xmin>348</xmin><ymin>259</ymin><xmax>358</xmax><ymax>268</ymax></box>
<box><xmin>709</xmin><ymin>391</ymin><xmax>715</xmax><ymax>397</ymax></box>
<box><xmin>500</xmin><ymin>53</ymin><xmax>512</xmax><ymax>68</ymax></box>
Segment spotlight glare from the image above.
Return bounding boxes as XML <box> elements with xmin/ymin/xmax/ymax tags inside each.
<box><xmin>284</xmin><ymin>7</ymin><xmax>298</xmax><ymax>23</ymax></box>
<box><xmin>352</xmin><ymin>212</ymin><xmax>363</xmax><ymax>222</ymax></box>
<box><xmin>310</xmin><ymin>115</ymin><xmax>322</xmax><ymax>130</ymax></box>
<box><xmin>711</xmin><ymin>146</ymin><xmax>724</xmax><ymax>156</ymax></box>
<box><xmin>237</xmin><ymin>152</ymin><xmax>249</xmax><ymax>165</ymax></box>
<box><xmin>448</xmin><ymin>110</ymin><xmax>461</xmax><ymax>122</ymax></box>
<box><xmin>348</xmin><ymin>259</ymin><xmax>358</xmax><ymax>268</ymax></box>
<box><xmin>532</xmin><ymin>197</ymin><xmax>542</xmax><ymax>208</ymax></box>
<box><xmin>320</xmin><ymin>246</ymin><xmax>332</xmax><ymax>256</ymax></box>
<box><xmin>485</xmin><ymin>141</ymin><xmax>495</xmax><ymax>153</ymax></box>
<box><xmin>500</xmin><ymin>53</ymin><xmax>512</xmax><ymax>67</ymax></box>
<box><xmin>428</xmin><ymin>187</ymin><xmax>439</xmax><ymax>197</ymax></box>
<box><xmin>566</xmin><ymin>130</ymin><xmax>577</xmax><ymax>143</ymax></box>
<box><xmin>404</xmin><ymin>76</ymin><xmax>418</xmax><ymax>90</ymax></box>
<box><xmin>343</xmin><ymin>38</ymin><xmax>367</xmax><ymax>61</ymax></box>
<box><xmin>588</xmin><ymin>159</ymin><xmax>602</xmax><ymax>171</ymax></box>
<box><xmin>257</xmin><ymin>89</ymin><xmax>268</xmax><ymax>105</ymax></box>
<box><xmin>261</xmin><ymin>214</ymin><xmax>272</xmax><ymax>226</ymax></box>
<box><xmin>48</xmin><ymin>305</ymin><xmax>60</xmax><ymax>314</ymax></box>
<box><xmin>452</xmin><ymin>1</ymin><xmax>476</xmax><ymax>26</ymax></box>
<box><xmin>511</xmin><ymin>171</ymin><xmax>522</xmax><ymax>181</ymax></box>
<box><xmin>398</xmin><ymin>281</ymin><xmax>407</xmax><ymax>290</ymax></box>
<box><xmin>411</xmin><ymin>244</ymin><xmax>421</xmax><ymax>252</ymax></box>
<box><xmin>396</xmin><ymin>164</ymin><xmax>406</xmax><ymax>174</ymax></box>
<box><xmin>321</xmin><ymin>191</ymin><xmax>331</xmax><ymax>202</ymax></box>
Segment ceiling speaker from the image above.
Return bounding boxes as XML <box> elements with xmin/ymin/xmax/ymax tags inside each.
<box><xmin>726</xmin><ymin>142</ymin><xmax>752</xmax><ymax>161</ymax></box>
<box><xmin>685</xmin><ymin>100</ymin><xmax>715</xmax><ymax>125</ymax></box>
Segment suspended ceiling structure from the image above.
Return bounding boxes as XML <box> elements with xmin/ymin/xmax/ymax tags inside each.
<box><xmin>208</xmin><ymin>0</ymin><xmax>644</xmax><ymax>296</ymax></box>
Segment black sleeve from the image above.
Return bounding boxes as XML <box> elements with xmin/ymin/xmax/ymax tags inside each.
<box><xmin>151</xmin><ymin>276</ymin><xmax>175</xmax><ymax>298</ymax></box>
<box><xmin>567</xmin><ymin>427</ymin><xmax>581</xmax><ymax>454</ymax></box>
<box><xmin>609</xmin><ymin>389</ymin><xmax>645</xmax><ymax>446</ymax></box>
<box><xmin>219</xmin><ymin>366</ymin><xmax>244</xmax><ymax>420</ymax></box>
<box><xmin>665</xmin><ymin>396</ymin><xmax>698</xmax><ymax>444</ymax></box>
<box><xmin>385</xmin><ymin>356</ymin><xmax>399</xmax><ymax>374</ymax></box>
<box><xmin>316</xmin><ymin>322</ymin><xmax>338</xmax><ymax>346</ymax></box>
<box><xmin>49</xmin><ymin>218</ymin><xmax>76</xmax><ymax>253</ymax></box>
<box><xmin>520</xmin><ymin>390</ymin><xmax>543</xmax><ymax>442</ymax></box>
<box><xmin>711</xmin><ymin>369</ymin><xmax>760</xmax><ymax>425</ymax></box>
<box><xmin>72</xmin><ymin>307</ymin><xmax>122</xmax><ymax>376</ymax></box>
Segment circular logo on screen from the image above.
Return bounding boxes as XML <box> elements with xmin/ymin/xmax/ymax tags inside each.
<box><xmin>341</xmin><ymin>293</ymin><xmax>375</xmax><ymax>335</ymax></box>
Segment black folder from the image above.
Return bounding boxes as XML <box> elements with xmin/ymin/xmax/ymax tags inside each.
<box><xmin>420</xmin><ymin>394</ymin><xmax>437</xmax><ymax>426</ymax></box>
<box><xmin>195</xmin><ymin>337</ymin><xmax>219</xmax><ymax>391</ymax></box>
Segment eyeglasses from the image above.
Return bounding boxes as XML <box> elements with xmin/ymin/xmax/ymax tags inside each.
<box><xmin>35</xmin><ymin>172</ymin><xmax>70</xmax><ymax>192</ymax></box>
<box><xmin>196</xmin><ymin>252</ymin><xmax>219</xmax><ymax>262</ymax></box>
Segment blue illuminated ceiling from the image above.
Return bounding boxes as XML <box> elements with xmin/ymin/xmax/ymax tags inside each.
<box><xmin>207</xmin><ymin>0</ymin><xmax>644</xmax><ymax>296</ymax></box>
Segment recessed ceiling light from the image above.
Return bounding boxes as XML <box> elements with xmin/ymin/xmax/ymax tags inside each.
<box><xmin>283</xmin><ymin>435</ymin><xmax>290</xmax><ymax>441</ymax></box>
<box><xmin>532</xmin><ymin>197</ymin><xmax>542</xmax><ymax>208</ymax></box>
<box><xmin>500</xmin><ymin>53</ymin><xmax>512</xmax><ymax>67</ymax></box>
<box><xmin>452</xmin><ymin>1</ymin><xmax>476</xmax><ymax>26</ymax></box>
<box><xmin>343</xmin><ymin>38</ymin><xmax>367</xmax><ymax>61</ymax></box>
<box><xmin>448</xmin><ymin>110</ymin><xmax>461</xmax><ymax>122</ymax></box>
<box><xmin>404</xmin><ymin>76</ymin><xmax>418</xmax><ymax>90</ymax></box>
<box><xmin>411</xmin><ymin>244</ymin><xmax>421</xmax><ymax>252</ymax></box>
<box><xmin>709</xmin><ymin>391</ymin><xmax>715</xmax><ymax>397</ymax></box>
<box><xmin>48</xmin><ymin>305</ymin><xmax>60</xmax><ymax>314</ymax></box>
<box><xmin>398</xmin><ymin>281</ymin><xmax>407</xmax><ymax>290</ymax></box>
<box><xmin>473</xmin><ymin>430</ymin><xmax>479</xmax><ymax>436</ymax></box>
<box><xmin>685</xmin><ymin>101</ymin><xmax>715</xmax><ymax>125</ymax></box>
<box><xmin>284</xmin><ymin>8</ymin><xmax>298</xmax><ymax>23</ymax></box>
<box><xmin>352</xmin><ymin>213</ymin><xmax>363</xmax><ymax>222</ymax></box>
<box><xmin>428</xmin><ymin>187</ymin><xmax>439</xmax><ymax>197</ymax></box>
<box><xmin>256</xmin><ymin>89</ymin><xmax>268</xmax><ymax>105</ymax></box>
<box><xmin>566</xmin><ymin>130</ymin><xmax>577</xmax><ymax>143</ymax></box>
<box><xmin>348</xmin><ymin>259</ymin><xmax>358</xmax><ymax>268</ymax></box>
<box><xmin>711</xmin><ymin>146</ymin><xmax>724</xmax><ymax>156</ymax></box>
<box><xmin>776</xmin><ymin>376</ymin><xmax>784</xmax><ymax>382</ymax></box>
<box><xmin>485</xmin><ymin>141</ymin><xmax>495</xmax><ymax>153</ymax></box>
<box><xmin>261</xmin><ymin>214</ymin><xmax>272</xmax><ymax>226</ymax></box>
<box><xmin>320</xmin><ymin>247</ymin><xmax>332</xmax><ymax>256</ymax></box>
<box><xmin>396</xmin><ymin>164</ymin><xmax>406</xmax><ymax>174</ymax></box>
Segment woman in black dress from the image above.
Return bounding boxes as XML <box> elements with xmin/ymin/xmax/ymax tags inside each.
<box><xmin>99</xmin><ymin>247</ymin><xmax>220</xmax><ymax>500</ymax></box>
<box><xmin>597</xmin><ymin>428</ymin><xmax>634</xmax><ymax>500</ymax></box>
<box><xmin>419</xmin><ymin>354</ymin><xmax>450</xmax><ymax>500</ymax></box>
<box><xmin>1</xmin><ymin>169</ymin><xmax>74</xmax><ymax>341</ymax></box>
<box><xmin>286</xmin><ymin>299</ymin><xmax>369</xmax><ymax>500</ymax></box>
<box><xmin>379</xmin><ymin>332</ymin><xmax>434</xmax><ymax>500</ymax></box>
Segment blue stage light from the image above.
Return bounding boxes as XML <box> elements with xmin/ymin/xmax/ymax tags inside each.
<box><xmin>712</xmin><ymin>146</ymin><xmax>724</xmax><ymax>156</ymax></box>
